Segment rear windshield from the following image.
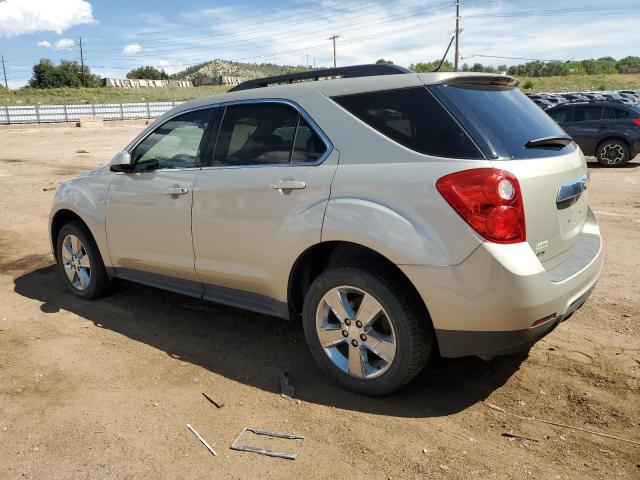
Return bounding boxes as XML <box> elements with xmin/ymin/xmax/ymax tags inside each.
<box><xmin>430</xmin><ymin>84</ymin><xmax>576</xmax><ymax>159</ymax></box>
<box><xmin>332</xmin><ymin>87</ymin><xmax>483</xmax><ymax>159</ymax></box>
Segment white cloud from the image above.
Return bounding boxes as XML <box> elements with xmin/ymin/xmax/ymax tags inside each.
<box><xmin>122</xmin><ymin>44</ymin><xmax>142</xmax><ymax>56</ymax></box>
<box><xmin>37</xmin><ymin>40</ymin><xmax>52</xmax><ymax>48</ymax></box>
<box><xmin>54</xmin><ymin>38</ymin><xmax>75</xmax><ymax>49</ymax></box>
<box><xmin>0</xmin><ymin>0</ymin><xmax>94</xmax><ymax>38</ymax></box>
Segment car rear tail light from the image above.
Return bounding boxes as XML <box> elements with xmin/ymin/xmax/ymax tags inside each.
<box><xmin>632</xmin><ymin>118</ymin><xmax>640</xmax><ymax>127</ymax></box>
<box><xmin>436</xmin><ymin>168</ymin><xmax>526</xmax><ymax>244</ymax></box>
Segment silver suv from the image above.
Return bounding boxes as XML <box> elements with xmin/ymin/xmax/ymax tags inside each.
<box><xmin>50</xmin><ymin>65</ymin><xmax>603</xmax><ymax>395</ymax></box>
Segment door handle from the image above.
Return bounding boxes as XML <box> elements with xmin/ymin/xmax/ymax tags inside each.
<box><xmin>164</xmin><ymin>186</ymin><xmax>189</xmax><ymax>195</ymax></box>
<box><xmin>270</xmin><ymin>180</ymin><xmax>307</xmax><ymax>191</ymax></box>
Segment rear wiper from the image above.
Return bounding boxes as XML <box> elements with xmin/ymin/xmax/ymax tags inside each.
<box><xmin>525</xmin><ymin>136</ymin><xmax>573</xmax><ymax>149</ymax></box>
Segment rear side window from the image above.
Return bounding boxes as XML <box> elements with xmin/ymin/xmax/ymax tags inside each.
<box><xmin>602</xmin><ymin>108</ymin><xmax>615</xmax><ymax>120</ymax></box>
<box><xmin>213</xmin><ymin>103</ymin><xmax>327</xmax><ymax>166</ymax></box>
<box><xmin>572</xmin><ymin>106</ymin><xmax>603</xmax><ymax>121</ymax></box>
<box><xmin>332</xmin><ymin>87</ymin><xmax>483</xmax><ymax>159</ymax></box>
<box><xmin>431</xmin><ymin>84</ymin><xmax>575</xmax><ymax>159</ymax></box>
<box><xmin>614</xmin><ymin>109</ymin><xmax>629</xmax><ymax>119</ymax></box>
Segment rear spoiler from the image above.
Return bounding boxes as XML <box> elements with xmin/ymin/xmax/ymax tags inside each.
<box><xmin>440</xmin><ymin>74</ymin><xmax>519</xmax><ymax>88</ymax></box>
<box><xmin>418</xmin><ymin>72</ymin><xmax>519</xmax><ymax>88</ymax></box>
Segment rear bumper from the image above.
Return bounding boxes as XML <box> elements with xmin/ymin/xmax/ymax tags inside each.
<box><xmin>400</xmin><ymin>208</ymin><xmax>602</xmax><ymax>358</ymax></box>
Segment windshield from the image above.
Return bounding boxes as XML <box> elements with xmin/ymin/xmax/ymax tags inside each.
<box><xmin>430</xmin><ymin>84</ymin><xmax>575</xmax><ymax>159</ymax></box>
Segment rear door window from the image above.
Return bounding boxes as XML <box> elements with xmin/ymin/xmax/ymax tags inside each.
<box><xmin>332</xmin><ymin>87</ymin><xmax>483</xmax><ymax>159</ymax></box>
<box><xmin>571</xmin><ymin>106</ymin><xmax>603</xmax><ymax>122</ymax></box>
<box><xmin>602</xmin><ymin>108</ymin><xmax>615</xmax><ymax>120</ymax></box>
<box><xmin>430</xmin><ymin>84</ymin><xmax>576</xmax><ymax>159</ymax></box>
<box><xmin>213</xmin><ymin>103</ymin><xmax>328</xmax><ymax>166</ymax></box>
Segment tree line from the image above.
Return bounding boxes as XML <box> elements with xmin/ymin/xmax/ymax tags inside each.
<box><xmin>407</xmin><ymin>56</ymin><xmax>640</xmax><ymax>76</ymax></box>
<box><xmin>24</xmin><ymin>56</ymin><xmax>640</xmax><ymax>89</ymax></box>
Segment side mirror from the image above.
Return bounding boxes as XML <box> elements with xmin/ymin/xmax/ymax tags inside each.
<box><xmin>110</xmin><ymin>151</ymin><xmax>133</xmax><ymax>172</ymax></box>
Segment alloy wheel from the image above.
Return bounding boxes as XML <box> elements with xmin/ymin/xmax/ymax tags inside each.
<box><xmin>601</xmin><ymin>143</ymin><xmax>625</xmax><ymax>164</ymax></box>
<box><xmin>61</xmin><ymin>234</ymin><xmax>91</xmax><ymax>291</ymax></box>
<box><xmin>315</xmin><ymin>285</ymin><xmax>396</xmax><ymax>379</ymax></box>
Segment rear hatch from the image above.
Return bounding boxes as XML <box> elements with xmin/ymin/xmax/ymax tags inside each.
<box><xmin>429</xmin><ymin>78</ymin><xmax>588</xmax><ymax>261</ymax></box>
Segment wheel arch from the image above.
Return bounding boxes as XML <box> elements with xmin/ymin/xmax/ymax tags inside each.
<box><xmin>50</xmin><ymin>208</ymin><xmax>99</xmax><ymax>263</ymax></box>
<box><xmin>287</xmin><ymin>240</ymin><xmax>436</xmax><ymax>345</ymax></box>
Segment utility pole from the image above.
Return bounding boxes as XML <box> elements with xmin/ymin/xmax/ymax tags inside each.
<box><xmin>454</xmin><ymin>0</ymin><xmax>461</xmax><ymax>71</ymax></box>
<box><xmin>1</xmin><ymin>55</ymin><xmax>7</xmax><ymax>89</ymax></box>
<box><xmin>79</xmin><ymin>36</ymin><xmax>86</xmax><ymax>87</ymax></box>
<box><xmin>328</xmin><ymin>34</ymin><xmax>339</xmax><ymax>68</ymax></box>
<box><xmin>306</xmin><ymin>54</ymin><xmax>309</xmax><ymax>68</ymax></box>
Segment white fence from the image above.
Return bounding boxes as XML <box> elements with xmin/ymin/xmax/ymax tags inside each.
<box><xmin>0</xmin><ymin>101</ymin><xmax>184</xmax><ymax>125</ymax></box>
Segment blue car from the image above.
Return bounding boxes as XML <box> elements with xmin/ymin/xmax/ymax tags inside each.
<box><xmin>546</xmin><ymin>101</ymin><xmax>640</xmax><ymax>167</ymax></box>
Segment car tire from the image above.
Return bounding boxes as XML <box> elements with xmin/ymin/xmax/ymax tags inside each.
<box><xmin>56</xmin><ymin>221</ymin><xmax>112</xmax><ymax>299</ymax></box>
<box><xmin>596</xmin><ymin>139</ymin><xmax>630</xmax><ymax>167</ymax></box>
<box><xmin>302</xmin><ymin>262</ymin><xmax>432</xmax><ymax>396</ymax></box>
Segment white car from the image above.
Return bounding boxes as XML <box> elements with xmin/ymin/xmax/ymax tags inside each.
<box><xmin>50</xmin><ymin>65</ymin><xmax>602</xmax><ymax>395</ymax></box>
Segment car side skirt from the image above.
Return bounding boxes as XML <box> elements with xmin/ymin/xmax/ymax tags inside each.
<box><xmin>115</xmin><ymin>268</ymin><xmax>290</xmax><ymax>320</ymax></box>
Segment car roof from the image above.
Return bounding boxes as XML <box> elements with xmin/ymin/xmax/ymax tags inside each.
<box><xmin>167</xmin><ymin>68</ymin><xmax>518</xmax><ymax>117</ymax></box>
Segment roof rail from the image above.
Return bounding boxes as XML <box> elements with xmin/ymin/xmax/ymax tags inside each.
<box><xmin>228</xmin><ymin>64</ymin><xmax>411</xmax><ymax>92</ymax></box>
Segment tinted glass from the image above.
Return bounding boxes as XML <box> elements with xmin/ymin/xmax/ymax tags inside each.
<box><xmin>572</xmin><ymin>106</ymin><xmax>603</xmax><ymax>122</ymax></box>
<box><xmin>431</xmin><ymin>84</ymin><xmax>574</xmax><ymax>159</ymax></box>
<box><xmin>602</xmin><ymin>108</ymin><xmax>615</xmax><ymax>120</ymax></box>
<box><xmin>332</xmin><ymin>87</ymin><xmax>482</xmax><ymax>159</ymax></box>
<box><xmin>132</xmin><ymin>109</ymin><xmax>209</xmax><ymax>171</ymax></box>
<box><xmin>548</xmin><ymin>107</ymin><xmax>570</xmax><ymax>123</ymax></box>
<box><xmin>614</xmin><ymin>109</ymin><xmax>629</xmax><ymax>119</ymax></box>
<box><xmin>214</xmin><ymin>103</ymin><xmax>298</xmax><ymax>166</ymax></box>
<box><xmin>292</xmin><ymin>117</ymin><xmax>326</xmax><ymax>163</ymax></box>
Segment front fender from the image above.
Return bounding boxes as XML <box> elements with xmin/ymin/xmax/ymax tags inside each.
<box><xmin>49</xmin><ymin>168</ymin><xmax>113</xmax><ymax>266</ymax></box>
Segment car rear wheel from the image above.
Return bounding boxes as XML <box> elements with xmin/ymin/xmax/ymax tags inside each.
<box><xmin>302</xmin><ymin>263</ymin><xmax>432</xmax><ymax>395</ymax></box>
<box><xmin>56</xmin><ymin>221</ymin><xmax>112</xmax><ymax>299</ymax></box>
<box><xmin>596</xmin><ymin>139</ymin><xmax>630</xmax><ymax>167</ymax></box>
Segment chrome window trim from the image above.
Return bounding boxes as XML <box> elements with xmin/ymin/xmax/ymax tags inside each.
<box><xmin>122</xmin><ymin>98</ymin><xmax>333</xmax><ymax>174</ymax></box>
<box><xmin>202</xmin><ymin>98</ymin><xmax>334</xmax><ymax>170</ymax></box>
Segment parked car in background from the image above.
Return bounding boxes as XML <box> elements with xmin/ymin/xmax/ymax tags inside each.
<box><xmin>546</xmin><ymin>101</ymin><xmax>640</xmax><ymax>166</ymax></box>
<box><xmin>50</xmin><ymin>66</ymin><xmax>603</xmax><ymax>395</ymax></box>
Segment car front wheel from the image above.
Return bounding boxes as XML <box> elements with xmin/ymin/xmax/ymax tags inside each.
<box><xmin>302</xmin><ymin>263</ymin><xmax>432</xmax><ymax>396</ymax></box>
<box><xmin>56</xmin><ymin>221</ymin><xmax>112</xmax><ymax>299</ymax></box>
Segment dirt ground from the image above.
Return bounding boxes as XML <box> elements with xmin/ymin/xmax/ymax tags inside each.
<box><xmin>0</xmin><ymin>123</ymin><xmax>638</xmax><ymax>479</ymax></box>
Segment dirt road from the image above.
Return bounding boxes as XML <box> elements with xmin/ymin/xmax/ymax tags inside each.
<box><xmin>1</xmin><ymin>124</ymin><xmax>638</xmax><ymax>479</ymax></box>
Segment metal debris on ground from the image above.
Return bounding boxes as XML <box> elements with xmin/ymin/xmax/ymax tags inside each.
<box><xmin>482</xmin><ymin>401</ymin><xmax>640</xmax><ymax>446</ymax></box>
<box><xmin>230</xmin><ymin>427</ymin><xmax>306</xmax><ymax>460</ymax></box>
<box><xmin>187</xmin><ymin>423</ymin><xmax>218</xmax><ymax>456</ymax></box>
<box><xmin>42</xmin><ymin>186</ymin><xmax>57</xmax><ymax>191</ymax></box>
<box><xmin>202</xmin><ymin>391</ymin><xmax>224</xmax><ymax>408</ymax></box>
<box><xmin>280</xmin><ymin>372</ymin><xmax>294</xmax><ymax>398</ymax></box>
<box><xmin>502</xmin><ymin>431</ymin><xmax>539</xmax><ymax>442</ymax></box>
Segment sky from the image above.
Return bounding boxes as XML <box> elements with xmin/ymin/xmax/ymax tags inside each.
<box><xmin>0</xmin><ymin>0</ymin><xmax>639</xmax><ymax>88</ymax></box>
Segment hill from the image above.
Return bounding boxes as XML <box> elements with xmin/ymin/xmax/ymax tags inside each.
<box><xmin>170</xmin><ymin>59</ymin><xmax>311</xmax><ymax>81</ymax></box>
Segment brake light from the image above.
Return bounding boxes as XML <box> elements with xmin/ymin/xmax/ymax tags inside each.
<box><xmin>633</xmin><ymin>118</ymin><xmax>640</xmax><ymax>127</ymax></box>
<box><xmin>436</xmin><ymin>168</ymin><xmax>526</xmax><ymax>244</ymax></box>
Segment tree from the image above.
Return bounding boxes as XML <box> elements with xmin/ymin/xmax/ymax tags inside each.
<box><xmin>126</xmin><ymin>66</ymin><xmax>169</xmax><ymax>80</ymax></box>
<box><xmin>375</xmin><ymin>58</ymin><xmax>394</xmax><ymax>64</ymax></box>
<box><xmin>28</xmin><ymin>58</ymin><xmax>101</xmax><ymax>88</ymax></box>
<box><xmin>410</xmin><ymin>60</ymin><xmax>454</xmax><ymax>72</ymax></box>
